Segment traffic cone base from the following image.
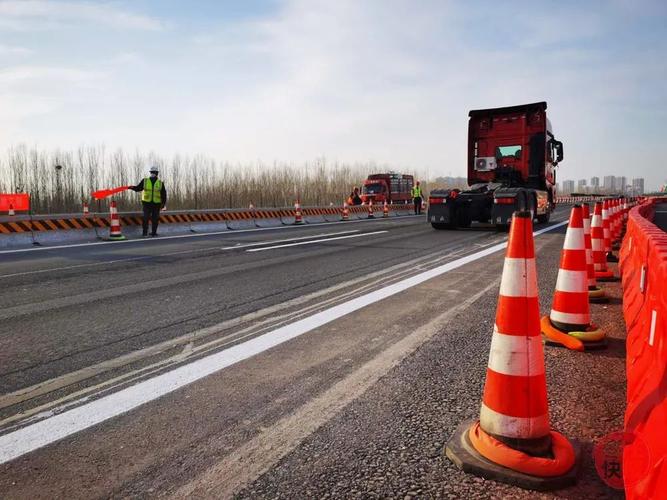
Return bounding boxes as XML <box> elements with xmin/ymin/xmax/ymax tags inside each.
<box><xmin>446</xmin><ymin>420</ymin><xmax>580</xmax><ymax>490</ymax></box>
<box><xmin>446</xmin><ymin>212</ymin><xmax>579</xmax><ymax>490</ymax></box>
<box><xmin>541</xmin><ymin>316</ymin><xmax>608</xmax><ymax>351</ymax></box>
<box><xmin>588</xmin><ymin>286</ymin><xmax>609</xmax><ymax>304</ymax></box>
<box><xmin>595</xmin><ymin>270</ymin><xmax>619</xmax><ymax>282</ymax></box>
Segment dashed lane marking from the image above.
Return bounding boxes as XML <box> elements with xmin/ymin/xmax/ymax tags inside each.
<box><xmin>246</xmin><ymin>231</ymin><xmax>388</xmax><ymax>252</ymax></box>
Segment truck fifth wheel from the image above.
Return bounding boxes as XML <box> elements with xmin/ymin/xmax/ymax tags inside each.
<box><xmin>428</xmin><ymin>102</ymin><xmax>564</xmax><ymax>230</ymax></box>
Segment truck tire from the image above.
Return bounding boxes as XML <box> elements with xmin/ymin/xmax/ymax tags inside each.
<box><xmin>537</xmin><ymin>211</ymin><xmax>550</xmax><ymax>224</ymax></box>
<box><xmin>431</xmin><ymin>222</ymin><xmax>450</xmax><ymax>230</ymax></box>
<box><xmin>495</xmin><ymin>223</ymin><xmax>510</xmax><ymax>232</ymax></box>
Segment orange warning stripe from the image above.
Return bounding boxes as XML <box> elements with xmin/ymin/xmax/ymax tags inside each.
<box><xmin>0</xmin><ymin>205</ymin><xmax>417</xmax><ymax>234</ymax></box>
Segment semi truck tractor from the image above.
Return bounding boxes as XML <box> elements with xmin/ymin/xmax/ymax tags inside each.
<box><xmin>361</xmin><ymin>173</ymin><xmax>414</xmax><ymax>205</ymax></box>
<box><xmin>428</xmin><ymin>102</ymin><xmax>563</xmax><ymax>230</ymax></box>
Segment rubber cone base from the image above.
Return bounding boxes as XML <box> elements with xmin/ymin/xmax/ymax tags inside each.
<box><xmin>541</xmin><ymin>316</ymin><xmax>608</xmax><ymax>351</ymax></box>
<box><xmin>588</xmin><ymin>287</ymin><xmax>609</xmax><ymax>304</ymax></box>
<box><xmin>103</xmin><ymin>235</ymin><xmax>127</xmax><ymax>241</ymax></box>
<box><xmin>445</xmin><ymin>420</ymin><xmax>580</xmax><ymax>491</ymax></box>
<box><xmin>293</xmin><ymin>221</ymin><xmax>305</xmax><ymax>225</ymax></box>
<box><xmin>596</xmin><ymin>275</ymin><xmax>619</xmax><ymax>282</ymax></box>
<box><xmin>544</xmin><ymin>336</ymin><xmax>608</xmax><ymax>351</ymax></box>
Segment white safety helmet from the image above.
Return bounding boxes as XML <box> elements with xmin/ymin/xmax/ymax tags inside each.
<box><xmin>149</xmin><ymin>166</ymin><xmax>159</xmax><ymax>174</ymax></box>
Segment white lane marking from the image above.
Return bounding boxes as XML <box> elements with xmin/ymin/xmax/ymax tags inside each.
<box><xmin>0</xmin><ymin>216</ymin><xmax>421</xmax><ymax>255</ymax></box>
<box><xmin>246</xmin><ymin>231</ymin><xmax>388</xmax><ymax>252</ymax></box>
<box><xmin>0</xmin><ymin>219</ymin><xmax>566</xmax><ymax>465</ymax></box>
<box><xmin>0</xmin><ymin>230</ymin><xmax>360</xmax><ymax>279</ymax></box>
<box><xmin>220</xmin><ymin>230</ymin><xmax>359</xmax><ymax>250</ymax></box>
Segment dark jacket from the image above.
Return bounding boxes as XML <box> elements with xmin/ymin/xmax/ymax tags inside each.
<box><xmin>131</xmin><ymin>177</ymin><xmax>167</xmax><ymax>206</ymax></box>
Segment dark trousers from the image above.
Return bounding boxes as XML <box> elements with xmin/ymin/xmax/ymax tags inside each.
<box><xmin>414</xmin><ymin>197</ymin><xmax>422</xmax><ymax>215</ymax></box>
<box><xmin>142</xmin><ymin>202</ymin><xmax>161</xmax><ymax>235</ymax></box>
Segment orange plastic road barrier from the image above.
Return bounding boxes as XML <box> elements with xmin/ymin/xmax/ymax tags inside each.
<box><xmin>446</xmin><ymin>211</ymin><xmax>578</xmax><ymax>488</ymax></box>
<box><xmin>0</xmin><ymin>193</ymin><xmax>30</xmax><ymax>212</ymax></box>
<box><xmin>468</xmin><ymin>422</ymin><xmax>576</xmax><ymax>477</ymax></box>
<box><xmin>619</xmin><ymin>196</ymin><xmax>667</xmax><ymax>499</ymax></box>
<box><xmin>92</xmin><ymin>186</ymin><xmax>131</xmax><ymax>200</ymax></box>
<box><xmin>591</xmin><ymin>201</ymin><xmax>615</xmax><ymax>280</ymax></box>
<box><xmin>542</xmin><ymin>205</ymin><xmax>606</xmax><ymax>349</ymax></box>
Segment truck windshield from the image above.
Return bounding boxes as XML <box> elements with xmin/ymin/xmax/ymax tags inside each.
<box><xmin>496</xmin><ymin>145</ymin><xmax>522</xmax><ymax>159</ymax></box>
<box><xmin>363</xmin><ymin>183</ymin><xmax>385</xmax><ymax>194</ymax></box>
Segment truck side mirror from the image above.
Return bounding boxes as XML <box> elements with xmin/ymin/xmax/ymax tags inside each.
<box><xmin>554</xmin><ymin>140</ymin><xmax>564</xmax><ymax>164</ymax></box>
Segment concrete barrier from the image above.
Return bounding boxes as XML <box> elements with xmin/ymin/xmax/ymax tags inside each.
<box><xmin>225</xmin><ymin>211</ymin><xmax>257</xmax><ymax>230</ymax></box>
<box><xmin>323</xmin><ymin>207</ymin><xmax>342</xmax><ymax>222</ymax></box>
<box><xmin>0</xmin><ymin>202</ymin><xmax>421</xmax><ymax>248</ymax></box>
<box><xmin>254</xmin><ymin>209</ymin><xmax>286</xmax><ymax>228</ymax></box>
<box><xmin>302</xmin><ymin>208</ymin><xmax>325</xmax><ymax>224</ymax></box>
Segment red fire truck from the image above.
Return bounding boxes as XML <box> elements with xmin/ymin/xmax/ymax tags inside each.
<box><xmin>361</xmin><ymin>173</ymin><xmax>414</xmax><ymax>204</ymax></box>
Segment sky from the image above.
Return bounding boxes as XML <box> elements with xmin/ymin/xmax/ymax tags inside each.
<box><xmin>0</xmin><ymin>0</ymin><xmax>666</xmax><ymax>190</ymax></box>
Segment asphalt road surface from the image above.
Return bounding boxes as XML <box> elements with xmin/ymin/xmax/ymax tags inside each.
<box><xmin>0</xmin><ymin>207</ymin><xmax>625</xmax><ymax>499</ymax></box>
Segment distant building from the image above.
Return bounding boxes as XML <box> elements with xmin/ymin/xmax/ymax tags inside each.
<box><xmin>603</xmin><ymin>175</ymin><xmax>616</xmax><ymax>193</ymax></box>
<box><xmin>562</xmin><ymin>179</ymin><xmax>575</xmax><ymax>194</ymax></box>
<box><xmin>577</xmin><ymin>179</ymin><xmax>587</xmax><ymax>192</ymax></box>
<box><xmin>618</xmin><ymin>176</ymin><xmax>627</xmax><ymax>194</ymax></box>
<box><xmin>590</xmin><ymin>177</ymin><xmax>600</xmax><ymax>191</ymax></box>
<box><xmin>632</xmin><ymin>178</ymin><xmax>645</xmax><ymax>195</ymax></box>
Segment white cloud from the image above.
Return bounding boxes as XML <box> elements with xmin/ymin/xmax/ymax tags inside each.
<box><xmin>0</xmin><ymin>1</ymin><xmax>166</xmax><ymax>31</ymax></box>
<box><xmin>0</xmin><ymin>0</ymin><xmax>664</xmax><ymax>189</ymax></box>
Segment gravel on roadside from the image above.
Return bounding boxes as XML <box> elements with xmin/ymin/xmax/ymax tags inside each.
<box><xmin>237</xmin><ymin>231</ymin><xmax>628</xmax><ymax>499</ymax></box>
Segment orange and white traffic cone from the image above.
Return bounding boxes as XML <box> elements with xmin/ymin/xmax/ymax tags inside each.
<box><xmin>342</xmin><ymin>202</ymin><xmax>350</xmax><ymax>221</ymax></box>
<box><xmin>591</xmin><ymin>201</ymin><xmax>616</xmax><ymax>282</ymax></box>
<box><xmin>446</xmin><ymin>211</ymin><xmax>578</xmax><ymax>489</ymax></box>
<box><xmin>582</xmin><ymin>204</ymin><xmax>607</xmax><ymax>303</ymax></box>
<box><xmin>8</xmin><ymin>204</ymin><xmax>15</xmax><ymax>216</ymax></box>
<box><xmin>368</xmin><ymin>199</ymin><xmax>374</xmax><ymax>218</ymax></box>
<box><xmin>106</xmin><ymin>200</ymin><xmax>127</xmax><ymax>241</ymax></box>
<box><xmin>602</xmin><ymin>200</ymin><xmax>618</xmax><ymax>262</ymax></box>
<box><xmin>383</xmin><ymin>200</ymin><xmax>389</xmax><ymax>218</ymax></box>
<box><xmin>83</xmin><ymin>202</ymin><xmax>90</xmax><ymax>217</ymax></box>
<box><xmin>541</xmin><ymin>205</ymin><xmax>606</xmax><ymax>351</ymax></box>
<box><xmin>294</xmin><ymin>200</ymin><xmax>304</xmax><ymax>225</ymax></box>
<box><xmin>611</xmin><ymin>199</ymin><xmax>622</xmax><ymax>249</ymax></box>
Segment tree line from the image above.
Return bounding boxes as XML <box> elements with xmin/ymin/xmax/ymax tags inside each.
<box><xmin>0</xmin><ymin>145</ymin><xmax>448</xmax><ymax>214</ymax></box>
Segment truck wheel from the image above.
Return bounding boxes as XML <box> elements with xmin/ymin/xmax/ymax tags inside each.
<box><xmin>537</xmin><ymin>211</ymin><xmax>550</xmax><ymax>224</ymax></box>
<box><xmin>495</xmin><ymin>223</ymin><xmax>510</xmax><ymax>232</ymax></box>
<box><xmin>431</xmin><ymin>223</ymin><xmax>450</xmax><ymax>230</ymax></box>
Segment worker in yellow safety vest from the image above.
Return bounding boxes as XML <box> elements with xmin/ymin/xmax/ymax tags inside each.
<box><xmin>130</xmin><ymin>166</ymin><xmax>167</xmax><ymax>237</ymax></box>
<box><xmin>411</xmin><ymin>181</ymin><xmax>423</xmax><ymax>215</ymax></box>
